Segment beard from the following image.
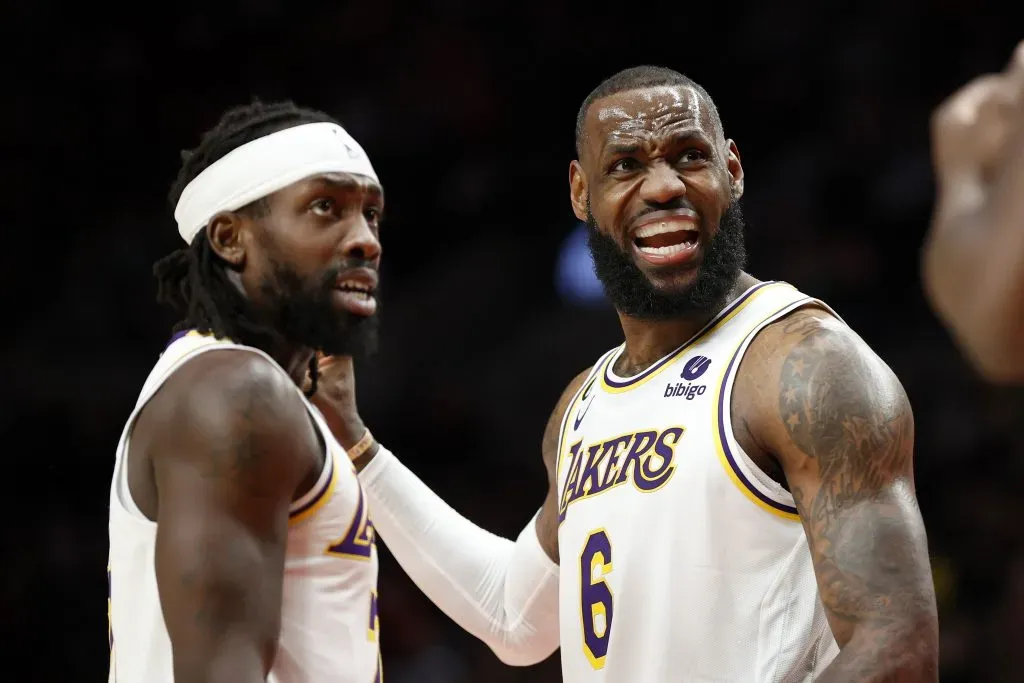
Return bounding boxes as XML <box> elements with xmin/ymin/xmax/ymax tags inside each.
<box><xmin>585</xmin><ymin>200</ymin><xmax>747</xmax><ymax>320</ymax></box>
<box><xmin>257</xmin><ymin>258</ymin><xmax>380</xmax><ymax>359</ymax></box>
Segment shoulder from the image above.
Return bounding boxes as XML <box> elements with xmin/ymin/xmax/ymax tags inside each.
<box><xmin>739</xmin><ymin>306</ymin><xmax>913</xmax><ymax>464</ymax></box>
<box><xmin>541</xmin><ymin>366</ymin><xmax>595</xmax><ymax>474</ymax></box>
<box><xmin>742</xmin><ymin>306</ymin><xmax>902</xmax><ymax>393</ymax></box>
<box><xmin>138</xmin><ymin>349</ymin><xmax>320</xmax><ymax>486</ymax></box>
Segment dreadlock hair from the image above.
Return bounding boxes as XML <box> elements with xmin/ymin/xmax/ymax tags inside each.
<box><xmin>574</xmin><ymin>66</ymin><xmax>723</xmax><ymax>158</ymax></box>
<box><xmin>154</xmin><ymin>99</ymin><xmax>337</xmax><ymax>396</ymax></box>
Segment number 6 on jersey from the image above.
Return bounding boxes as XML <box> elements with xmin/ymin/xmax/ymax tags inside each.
<box><xmin>579</xmin><ymin>529</ymin><xmax>614</xmax><ymax>670</ymax></box>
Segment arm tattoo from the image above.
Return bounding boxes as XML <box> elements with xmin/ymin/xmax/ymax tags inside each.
<box><xmin>777</xmin><ymin>315</ymin><xmax>937</xmax><ymax>680</ymax></box>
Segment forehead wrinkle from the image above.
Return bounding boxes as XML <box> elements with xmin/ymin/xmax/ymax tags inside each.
<box><xmin>584</xmin><ymin>84</ymin><xmax>723</xmax><ymax>164</ymax></box>
<box><xmin>593</xmin><ymin>88</ymin><xmax>713</xmax><ymax>142</ymax></box>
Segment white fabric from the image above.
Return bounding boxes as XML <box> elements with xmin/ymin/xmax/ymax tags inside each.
<box><xmin>173</xmin><ymin>122</ymin><xmax>379</xmax><ymax>243</ymax></box>
<box><xmin>359</xmin><ymin>447</ymin><xmax>560</xmax><ymax>666</ymax></box>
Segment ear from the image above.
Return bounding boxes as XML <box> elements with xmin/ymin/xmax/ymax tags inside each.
<box><xmin>725</xmin><ymin>139</ymin><xmax>745</xmax><ymax>201</ymax></box>
<box><xmin>205</xmin><ymin>212</ymin><xmax>247</xmax><ymax>268</ymax></box>
<box><xmin>569</xmin><ymin>160</ymin><xmax>589</xmax><ymax>222</ymax></box>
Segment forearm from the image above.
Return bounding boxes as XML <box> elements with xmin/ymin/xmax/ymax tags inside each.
<box><xmin>359</xmin><ymin>446</ymin><xmax>560</xmax><ymax>665</ymax></box>
<box><xmin>927</xmin><ymin>123</ymin><xmax>1024</xmax><ymax>379</ymax></box>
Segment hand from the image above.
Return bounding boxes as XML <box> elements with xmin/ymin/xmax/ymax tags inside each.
<box><xmin>923</xmin><ymin>41</ymin><xmax>1024</xmax><ymax>381</ymax></box>
<box><xmin>930</xmin><ymin>40</ymin><xmax>1024</xmax><ymax>220</ymax></box>
<box><xmin>307</xmin><ymin>354</ymin><xmax>368</xmax><ymax>452</ymax></box>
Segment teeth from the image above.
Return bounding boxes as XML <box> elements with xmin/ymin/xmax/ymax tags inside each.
<box><xmin>635</xmin><ymin>220</ymin><xmax>697</xmax><ymax>239</ymax></box>
<box><xmin>638</xmin><ymin>243</ymin><xmax>695</xmax><ymax>256</ymax></box>
<box><xmin>339</xmin><ymin>280</ymin><xmax>372</xmax><ymax>293</ymax></box>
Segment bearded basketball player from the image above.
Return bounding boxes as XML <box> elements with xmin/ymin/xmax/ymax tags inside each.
<box><xmin>107</xmin><ymin>101</ymin><xmax>384</xmax><ymax>683</ymax></box>
<box><xmin>318</xmin><ymin>67</ymin><xmax>939</xmax><ymax>682</ymax></box>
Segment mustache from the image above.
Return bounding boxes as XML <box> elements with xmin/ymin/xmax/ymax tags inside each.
<box><xmin>319</xmin><ymin>259</ymin><xmax>378</xmax><ymax>286</ymax></box>
<box><xmin>628</xmin><ymin>198</ymin><xmax>699</xmax><ymax>226</ymax></box>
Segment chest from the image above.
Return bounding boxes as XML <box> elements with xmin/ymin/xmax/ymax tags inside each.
<box><xmin>555</xmin><ymin>367</ymin><xmax>721</xmax><ymax>531</ymax></box>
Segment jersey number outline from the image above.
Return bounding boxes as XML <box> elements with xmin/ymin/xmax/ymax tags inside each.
<box><xmin>579</xmin><ymin>528</ymin><xmax>614</xmax><ymax>670</ymax></box>
<box><xmin>324</xmin><ymin>483</ymin><xmax>375</xmax><ymax>560</ymax></box>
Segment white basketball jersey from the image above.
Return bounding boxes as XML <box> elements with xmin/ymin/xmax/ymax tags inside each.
<box><xmin>556</xmin><ymin>281</ymin><xmax>841</xmax><ymax>683</ymax></box>
<box><xmin>108</xmin><ymin>332</ymin><xmax>382</xmax><ymax>683</ymax></box>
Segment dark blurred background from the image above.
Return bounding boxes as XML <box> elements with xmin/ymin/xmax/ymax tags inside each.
<box><xmin>3</xmin><ymin>1</ymin><xmax>1023</xmax><ymax>680</ymax></box>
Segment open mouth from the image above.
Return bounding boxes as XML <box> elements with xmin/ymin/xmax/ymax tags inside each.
<box><xmin>633</xmin><ymin>222</ymin><xmax>700</xmax><ymax>255</ymax></box>
<box><xmin>335</xmin><ymin>279</ymin><xmax>375</xmax><ymax>301</ymax></box>
<box><xmin>632</xmin><ymin>220</ymin><xmax>701</xmax><ymax>264</ymax></box>
<box><xmin>333</xmin><ymin>272</ymin><xmax>378</xmax><ymax>316</ymax></box>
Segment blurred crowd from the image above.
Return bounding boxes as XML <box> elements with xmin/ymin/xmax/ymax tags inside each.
<box><xmin>3</xmin><ymin>0</ymin><xmax>1023</xmax><ymax>680</ymax></box>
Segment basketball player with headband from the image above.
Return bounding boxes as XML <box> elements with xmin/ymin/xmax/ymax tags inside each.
<box><xmin>107</xmin><ymin>100</ymin><xmax>385</xmax><ymax>683</ymax></box>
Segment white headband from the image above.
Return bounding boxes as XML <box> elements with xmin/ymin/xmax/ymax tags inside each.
<box><xmin>173</xmin><ymin>121</ymin><xmax>379</xmax><ymax>244</ymax></box>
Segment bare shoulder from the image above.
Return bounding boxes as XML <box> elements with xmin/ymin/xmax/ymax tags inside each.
<box><xmin>540</xmin><ymin>366</ymin><xmax>594</xmax><ymax>476</ymax></box>
<box><xmin>742</xmin><ymin>306</ymin><xmax>913</xmax><ymax>474</ymax></box>
<box><xmin>536</xmin><ymin>365</ymin><xmax>594</xmax><ymax>562</ymax></box>
<box><xmin>136</xmin><ymin>349</ymin><xmax>320</xmax><ymax>501</ymax></box>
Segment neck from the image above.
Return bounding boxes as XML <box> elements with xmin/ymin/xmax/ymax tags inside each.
<box><xmin>613</xmin><ymin>272</ymin><xmax>759</xmax><ymax>376</ymax></box>
<box><xmin>275</xmin><ymin>344</ymin><xmax>316</xmax><ymax>388</ymax></box>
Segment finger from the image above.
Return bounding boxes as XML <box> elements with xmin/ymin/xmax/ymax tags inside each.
<box><xmin>317</xmin><ymin>355</ymin><xmax>352</xmax><ymax>371</ymax></box>
<box><xmin>934</xmin><ymin>75</ymin><xmax>1002</xmax><ymax>133</ymax></box>
<box><xmin>1007</xmin><ymin>39</ymin><xmax>1024</xmax><ymax>79</ymax></box>
<box><xmin>1006</xmin><ymin>39</ymin><xmax>1024</xmax><ymax>107</ymax></box>
<box><xmin>932</xmin><ymin>75</ymin><xmax>1011</xmax><ymax>174</ymax></box>
<box><xmin>318</xmin><ymin>354</ymin><xmax>340</xmax><ymax>370</ymax></box>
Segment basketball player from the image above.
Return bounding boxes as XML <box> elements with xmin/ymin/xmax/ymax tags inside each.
<box><xmin>924</xmin><ymin>40</ymin><xmax>1024</xmax><ymax>383</ymax></box>
<box><xmin>315</xmin><ymin>67</ymin><xmax>939</xmax><ymax>681</ymax></box>
<box><xmin>107</xmin><ymin>101</ymin><xmax>385</xmax><ymax>683</ymax></box>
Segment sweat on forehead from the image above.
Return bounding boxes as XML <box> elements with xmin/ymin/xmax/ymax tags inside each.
<box><xmin>575</xmin><ymin>67</ymin><xmax>724</xmax><ymax>158</ymax></box>
<box><xmin>584</xmin><ymin>86</ymin><xmax>722</xmax><ymax>155</ymax></box>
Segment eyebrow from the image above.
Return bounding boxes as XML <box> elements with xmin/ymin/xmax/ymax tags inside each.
<box><xmin>604</xmin><ymin>141</ymin><xmax>643</xmax><ymax>157</ymax></box>
<box><xmin>603</xmin><ymin>130</ymin><xmax>712</xmax><ymax>158</ymax></box>
<box><xmin>313</xmin><ymin>173</ymin><xmax>383</xmax><ymax>197</ymax></box>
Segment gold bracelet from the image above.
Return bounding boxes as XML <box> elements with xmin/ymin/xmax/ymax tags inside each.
<box><xmin>346</xmin><ymin>429</ymin><xmax>376</xmax><ymax>462</ymax></box>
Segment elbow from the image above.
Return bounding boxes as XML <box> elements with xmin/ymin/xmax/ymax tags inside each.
<box><xmin>883</xmin><ymin>611</ymin><xmax>939</xmax><ymax>682</ymax></box>
<box><xmin>936</xmin><ymin>297</ymin><xmax>1024</xmax><ymax>385</ymax></box>
<box><xmin>964</xmin><ymin>340</ymin><xmax>1024</xmax><ymax>385</ymax></box>
<box><xmin>903</xmin><ymin>617</ymin><xmax>940</xmax><ymax>682</ymax></box>
<box><xmin>831</xmin><ymin>610</ymin><xmax>938</xmax><ymax>682</ymax></box>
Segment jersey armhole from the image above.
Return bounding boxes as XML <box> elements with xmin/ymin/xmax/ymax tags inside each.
<box><xmin>113</xmin><ymin>344</ymin><xmax>323</xmax><ymax>523</ymax></box>
<box><xmin>713</xmin><ymin>298</ymin><xmax>842</xmax><ymax>522</ymax></box>
<box><xmin>553</xmin><ymin>348</ymin><xmax>619</xmax><ymax>495</ymax></box>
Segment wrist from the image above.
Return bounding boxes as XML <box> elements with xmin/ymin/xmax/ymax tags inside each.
<box><xmin>345</xmin><ymin>428</ymin><xmax>378</xmax><ymax>470</ymax></box>
<box><xmin>331</xmin><ymin>418</ymin><xmax>367</xmax><ymax>450</ymax></box>
<box><xmin>353</xmin><ymin>441</ymin><xmax>382</xmax><ymax>473</ymax></box>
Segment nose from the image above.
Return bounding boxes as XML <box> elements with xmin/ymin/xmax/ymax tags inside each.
<box><xmin>638</xmin><ymin>162</ymin><xmax>686</xmax><ymax>206</ymax></box>
<box><xmin>342</xmin><ymin>215</ymin><xmax>382</xmax><ymax>263</ymax></box>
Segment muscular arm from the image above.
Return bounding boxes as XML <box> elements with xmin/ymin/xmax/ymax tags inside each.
<box><xmin>139</xmin><ymin>353</ymin><xmax>319</xmax><ymax>683</ymax></box>
<box><xmin>351</xmin><ymin>368</ymin><xmax>590</xmax><ymax>665</ymax></box>
<box><xmin>752</xmin><ymin>311</ymin><xmax>938</xmax><ymax>682</ymax></box>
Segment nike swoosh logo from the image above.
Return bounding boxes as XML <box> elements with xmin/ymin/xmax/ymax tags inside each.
<box><xmin>573</xmin><ymin>379</ymin><xmax>596</xmax><ymax>430</ymax></box>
